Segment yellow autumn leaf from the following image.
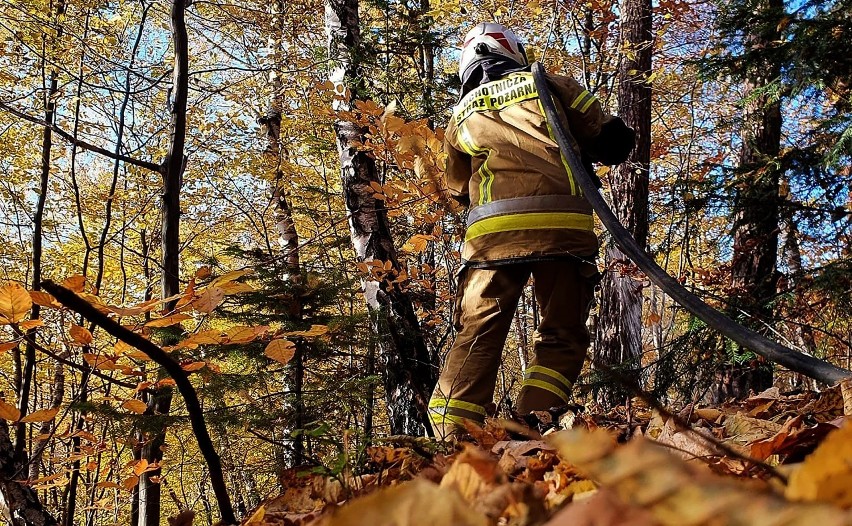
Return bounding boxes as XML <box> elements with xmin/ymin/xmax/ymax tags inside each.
<box><xmin>0</xmin><ymin>400</ymin><xmax>21</xmax><ymax>422</ymax></box>
<box><xmin>315</xmin><ymin>478</ymin><xmax>488</xmax><ymax>526</ymax></box>
<box><xmin>209</xmin><ymin>269</ymin><xmax>252</xmax><ymax>287</ymax></box>
<box><xmin>285</xmin><ymin>325</ymin><xmax>329</xmax><ymax>338</ymax></box>
<box><xmin>20</xmin><ymin>407</ymin><xmax>60</xmax><ymax>423</ymax></box>
<box><xmin>403</xmin><ymin>234</ymin><xmax>432</xmax><ymax>253</ymax></box>
<box><xmin>61</xmin><ymin>275</ymin><xmax>86</xmax><ymax>292</ymax></box>
<box><xmin>217</xmin><ymin>281</ymin><xmax>255</xmax><ymax>295</ymax></box>
<box><xmin>786</xmin><ymin>423</ymin><xmax>852</xmax><ymax>507</ymax></box>
<box><xmin>243</xmin><ymin>505</ymin><xmax>266</xmax><ymax>525</ymax></box>
<box><xmin>0</xmin><ymin>282</ymin><xmax>33</xmax><ymax>324</ymax></box>
<box><xmin>145</xmin><ymin>313</ymin><xmax>193</xmax><ymax>327</ymax></box>
<box><xmin>69</xmin><ymin>324</ymin><xmax>93</xmax><ymax>345</ymax></box>
<box><xmin>265</xmin><ymin>339</ymin><xmax>296</xmax><ymax>365</ymax></box>
<box><xmin>122</xmin><ymin>399</ymin><xmax>147</xmax><ymax>414</ymax></box>
<box><xmin>83</xmin><ymin>353</ymin><xmax>120</xmax><ymax>370</ymax></box>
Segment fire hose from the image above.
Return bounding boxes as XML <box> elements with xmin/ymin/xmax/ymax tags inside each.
<box><xmin>530</xmin><ymin>61</ymin><xmax>850</xmax><ymax>385</ymax></box>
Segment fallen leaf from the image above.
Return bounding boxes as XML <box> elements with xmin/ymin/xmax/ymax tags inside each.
<box><xmin>786</xmin><ymin>423</ymin><xmax>852</xmax><ymax>507</ymax></box>
<box><xmin>315</xmin><ymin>478</ymin><xmax>489</xmax><ymax>526</ymax></box>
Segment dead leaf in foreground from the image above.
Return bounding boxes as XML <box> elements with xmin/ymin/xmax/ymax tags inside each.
<box><xmin>787</xmin><ymin>422</ymin><xmax>852</xmax><ymax>508</ymax></box>
<box><xmin>549</xmin><ymin>428</ymin><xmax>852</xmax><ymax>525</ymax></box>
<box><xmin>314</xmin><ymin>478</ymin><xmax>488</xmax><ymax>526</ymax></box>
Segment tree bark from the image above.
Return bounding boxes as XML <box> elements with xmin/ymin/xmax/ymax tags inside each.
<box><xmin>137</xmin><ymin>1</ymin><xmax>188</xmax><ymax>523</ymax></box>
<box><xmin>717</xmin><ymin>0</ymin><xmax>785</xmax><ymax>397</ymax></box>
<box><xmin>325</xmin><ymin>0</ymin><xmax>438</xmax><ymax>436</ymax></box>
<box><xmin>0</xmin><ymin>421</ymin><xmax>57</xmax><ymax>525</ymax></box>
<box><xmin>262</xmin><ymin>0</ymin><xmax>306</xmax><ymax>465</ymax></box>
<box><xmin>594</xmin><ymin>0</ymin><xmax>652</xmax><ymax>408</ymax></box>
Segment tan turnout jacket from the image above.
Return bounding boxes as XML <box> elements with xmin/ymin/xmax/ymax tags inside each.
<box><xmin>445</xmin><ymin>70</ymin><xmax>614</xmax><ymax>265</ymax></box>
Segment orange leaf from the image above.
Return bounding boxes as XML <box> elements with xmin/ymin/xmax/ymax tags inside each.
<box><xmin>61</xmin><ymin>275</ymin><xmax>86</xmax><ymax>293</ymax></box>
<box><xmin>265</xmin><ymin>339</ymin><xmax>296</xmax><ymax>365</ymax></box>
<box><xmin>182</xmin><ymin>361</ymin><xmax>206</xmax><ymax>372</ymax></box>
<box><xmin>157</xmin><ymin>378</ymin><xmax>177</xmax><ymax>388</ymax></box>
<box><xmin>29</xmin><ymin>290</ymin><xmax>59</xmax><ymax>308</ymax></box>
<box><xmin>122</xmin><ymin>475</ymin><xmax>140</xmax><ymax>491</ymax></box>
<box><xmin>191</xmin><ymin>286</ymin><xmax>225</xmax><ymax>314</ymax></box>
<box><xmin>195</xmin><ymin>266</ymin><xmax>212</xmax><ymax>280</ymax></box>
<box><xmin>132</xmin><ymin>460</ymin><xmax>149</xmax><ymax>476</ymax></box>
<box><xmin>96</xmin><ymin>481</ymin><xmax>122</xmax><ymax>489</ymax></box>
<box><xmin>21</xmin><ymin>407</ymin><xmax>59</xmax><ymax>423</ymax></box>
<box><xmin>83</xmin><ymin>353</ymin><xmax>120</xmax><ymax>370</ymax></box>
<box><xmin>18</xmin><ymin>319</ymin><xmax>44</xmax><ymax>330</ymax></box>
<box><xmin>0</xmin><ymin>341</ymin><xmax>19</xmax><ymax>352</ymax></box>
<box><xmin>0</xmin><ymin>400</ymin><xmax>21</xmax><ymax>422</ymax></box>
<box><xmin>145</xmin><ymin>313</ymin><xmax>192</xmax><ymax>328</ymax></box>
<box><xmin>122</xmin><ymin>399</ymin><xmax>147</xmax><ymax>414</ymax></box>
<box><xmin>69</xmin><ymin>324</ymin><xmax>93</xmax><ymax>345</ymax></box>
<box><xmin>0</xmin><ymin>282</ymin><xmax>33</xmax><ymax>324</ymax></box>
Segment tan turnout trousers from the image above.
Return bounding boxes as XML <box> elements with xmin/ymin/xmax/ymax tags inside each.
<box><xmin>429</xmin><ymin>259</ymin><xmax>598</xmax><ymax>438</ymax></box>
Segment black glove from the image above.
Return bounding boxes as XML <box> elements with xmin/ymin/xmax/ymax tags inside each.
<box><xmin>586</xmin><ymin>117</ymin><xmax>636</xmax><ymax>166</ymax></box>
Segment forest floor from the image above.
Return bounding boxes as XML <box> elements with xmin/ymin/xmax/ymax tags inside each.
<box><xmin>242</xmin><ymin>383</ymin><xmax>852</xmax><ymax>526</ymax></box>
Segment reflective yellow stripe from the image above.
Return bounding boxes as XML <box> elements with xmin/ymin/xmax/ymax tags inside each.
<box><xmin>457</xmin><ymin>124</ymin><xmax>482</xmax><ymax>156</ymax></box>
<box><xmin>579</xmin><ymin>95</ymin><xmax>597</xmax><ymax>113</ymax></box>
<box><xmin>537</xmin><ymin>99</ymin><xmax>577</xmax><ymax>195</ymax></box>
<box><xmin>526</xmin><ymin>365</ymin><xmax>572</xmax><ymax>392</ymax></box>
<box><xmin>522</xmin><ymin>379</ymin><xmax>571</xmax><ymax>404</ymax></box>
<box><xmin>480</xmin><ymin>162</ymin><xmax>495</xmax><ymax>204</ymax></box>
<box><xmin>465</xmin><ymin>212</ymin><xmax>593</xmax><ymax>241</ymax></box>
<box><xmin>429</xmin><ymin>398</ymin><xmax>486</xmax><ymax>416</ymax></box>
<box><xmin>570</xmin><ymin>90</ymin><xmax>591</xmax><ymax>109</ymax></box>
<box><xmin>453</xmin><ymin>73</ymin><xmax>539</xmax><ymax>124</ymax></box>
<box><xmin>428</xmin><ymin>412</ymin><xmax>467</xmax><ymax>427</ymax></box>
<box><xmin>457</xmin><ymin>124</ymin><xmax>493</xmax><ymax>205</ymax></box>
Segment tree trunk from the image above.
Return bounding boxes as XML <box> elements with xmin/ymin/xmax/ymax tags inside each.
<box><xmin>0</xmin><ymin>421</ymin><xmax>57</xmax><ymax>525</ymax></box>
<box><xmin>718</xmin><ymin>0</ymin><xmax>784</xmax><ymax>397</ymax></box>
<box><xmin>137</xmin><ymin>1</ymin><xmax>188</xmax><ymax>524</ymax></box>
<box><xmin>325</xmin><ymin>0</ymin><xmax>438</xmax><ymax>436</ymax></box>
<box><xmin>594</xmin><ymin>0</ymin><xmax>652</xmax><ymax>408</ymax></box>
<box><xmin>262</xmin><ymin>0</ymin><xmax>305</xmax><ymax>465</ymax></box>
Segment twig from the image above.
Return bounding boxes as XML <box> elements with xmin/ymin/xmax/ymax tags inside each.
<box><xmin>41</xmin><ymin>280</ymin><xmax>237</xmax><ymax>525</ymax></box>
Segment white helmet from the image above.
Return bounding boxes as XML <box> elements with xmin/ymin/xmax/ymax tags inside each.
<box><xmin>459</xmin><ymin>23</ymin><xmax>528</xmax><ymax>84</ymax></box>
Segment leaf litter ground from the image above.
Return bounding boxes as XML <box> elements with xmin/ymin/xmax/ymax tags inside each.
<box><xmin>243</xmin><ymin>381</ymin><xmax>852</xmax><ymax>526</ymax></box>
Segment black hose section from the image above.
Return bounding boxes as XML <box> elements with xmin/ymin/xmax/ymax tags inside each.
<box><xmin>530</xmin><ymin>62</ymin><xmax>850</xmax><ymax>385</ymax></box>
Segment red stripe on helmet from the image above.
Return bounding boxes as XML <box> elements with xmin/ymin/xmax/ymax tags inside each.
<box><xmin>485</xmin><ymin>32</ymin><xmax>515</xmax><ymax>53</ymax></box>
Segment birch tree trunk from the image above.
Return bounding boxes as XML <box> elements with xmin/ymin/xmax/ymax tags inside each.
<box><xmin>262</xmin><ymin>0</ymin><xmax>305</xmax><ymax>465</ymax></box>
<box><xmin>594</xmin><ymin>0</ymin><xmax>652</xmax><ymax>408</ymax></box>
<box><xmin>325</xmin><ymin>0</ymin><xmax>438</xmax><ymax>436</ymax></box>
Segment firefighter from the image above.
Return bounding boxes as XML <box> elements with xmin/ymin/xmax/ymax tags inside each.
<box><xmin>429</xmin><ymin>22</ymin><xmax>635</xmax><ymax>438</ymax></box>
